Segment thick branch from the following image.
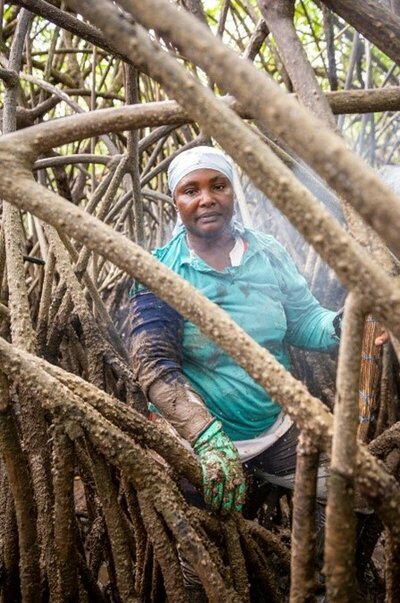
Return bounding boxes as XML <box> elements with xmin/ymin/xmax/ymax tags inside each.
<box><xmin>10</xmin><ymin>0</ymin><xmax>141</xmax><ymax>68</ymax></box>
<box><xmin>124</xmin><ymin>65</ymin><xmax>144</xmax><ymax>246</ymax></box>
<box><xmin>324</xmin><ymin>294</ymin><xmax>364</xmax><ymax>601</ymax></box>
<box><xmin>290</xmin><ymin>434</ymin><xmax>319</xmax><ymax>602</ymax></box>
<box><xmin>320</xmin><ymin>0</ymin><xmax>400</xmax><ymax>65</ymax></box>
<box><xmin>0</xmin><ymin>374</ymin><xmax>41</xmax><ymax>601</ymax></box>
<box><xmin>327</xmin><ymin>86</ymin><xmax>400</xmax><ymax>114</ymax></box>
<box><xmin>258</xmin><ymin>0</ymin><xmax>336</xmax><ymax>126</ymax></box>
<box><xmin>52</xmin><ymin>428</ymin><xmax>79</xmax><ymax>601</ymax></box>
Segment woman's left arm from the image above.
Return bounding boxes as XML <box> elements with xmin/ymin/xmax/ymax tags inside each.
<box><xmin>270</xmin><ymin>242</ymin><xmax>340</xmax><ymax>351</ymax></box>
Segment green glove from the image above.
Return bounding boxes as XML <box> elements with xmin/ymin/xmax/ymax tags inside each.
<box><xmin>193</xmin><ymin>420</ymin><xmax>246</xmax><ymax>514</ymax></box>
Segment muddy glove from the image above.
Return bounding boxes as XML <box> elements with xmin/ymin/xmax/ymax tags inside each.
<box><xmin>193</xmin><ymin>420</ymin><xmax>246</xmax><ymax>514</ymax></box>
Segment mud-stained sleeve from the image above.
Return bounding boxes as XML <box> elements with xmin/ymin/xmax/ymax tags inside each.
<box><xmin>130</xmin><ymin>289</ymin><xmax>184</xmax><ymax>393</ymax></box>
<box><xmin>130</xmin><ymin>290</ymin><xmax>213</xmax><ymax>442</ymax></box>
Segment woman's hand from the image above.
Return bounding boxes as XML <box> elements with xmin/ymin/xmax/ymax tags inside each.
<box><xmin>193</xmin><ymin>420</ymin><xmax>246</xmax><ymax>514</ymax></box>
<box><xmin>375</xmin><ymin>329</ymin><xmax>389</xmax><ymax>346</ymax></box>
<box><xmin>333</xmin><ymin>309</ymin><xmax>389</xmax><ymax>347</ymax></box>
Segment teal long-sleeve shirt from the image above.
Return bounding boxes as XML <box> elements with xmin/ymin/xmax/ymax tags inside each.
<box><xmin>134</xmin><ymin>228</ymin><xmax>338</xmax><ymax>441</ymax></box>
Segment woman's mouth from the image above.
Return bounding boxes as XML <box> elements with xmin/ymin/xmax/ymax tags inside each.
<box><xmin>197</xmin><ymin>212</ymin><xmax>221</xmax><ymax>222</ymax></box>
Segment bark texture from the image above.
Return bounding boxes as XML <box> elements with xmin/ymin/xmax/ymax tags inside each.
<box><xmin>0</xmin><ymin>1</ymin><xmax>400</xmax><ymax>600</ymax></box>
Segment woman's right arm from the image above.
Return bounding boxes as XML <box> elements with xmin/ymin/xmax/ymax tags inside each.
<box><xmin>130</xmin><ymin>289</ymin><xmax>213</xmax><ymax>442</ymax></box>
<box><xmin>130</xmin><ymin>288</ymin><xmax>246</xmax><ymax>514</ymax></box>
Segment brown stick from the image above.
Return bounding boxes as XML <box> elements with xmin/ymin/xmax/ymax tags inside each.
<box><xmin>258</xmin><ymin>0</ymin><xmax>335</xmax><ymax>126</ymax></box>
<box><xmin>3</xmin><ymin>487</ymin><xmax>20</xmax><ymax>601</ymax></box>
<box><xmin>320</xmin><ymin>0</ymin><xmax>400</xmax><ymax>65</ymax></box>
<box><xmin>124</xmin><ymin>65</ymin><xmax>145</xmax><ymax>247</ymax></box>
<box><xmin>325</xmin><ymin>294</ymin><xmax>364</xmax><ymax>602</ymax></box>
<box><xmin>136</xmin><ymin>490</ymin><xmax>188</xmax><ymax>603</ymax></box>
<box><xmin>122</xmin><ymin>480</ymin><xmax>148</xmax><ymax>596</ymax></box>
<box><xmin>327</xmin><ymin>86</ymin><xmax>400</xmax><ymax>115</ymax></box>
<box><xmin>85</xmin><ymin>441</ymin><xmax>137</xmax><ymax>602</ymax></box>
<box><xmin>290</xmin><ymin>434</ymin><xmax>319</xmax><ymax>603</ymax></box>
<box><xmin>223</xmin><ymin>516</ymin><xmax>250</xmax><ymax>602</ymax></box>
<box><xmin>385</xmin><ymin>531</ymin><xmax>400</xmax><ymax>602</ymax></box>
<box><xmin>0</xmin><ymin>373</ymin><xmax>41</xmax><ymax>601</ymax></box>
<box><xmin>36</xmin><ymin>250</ymin><xmax>55</xmax><ymax>354</ymax></box>
<box><xmin>53</xmin><ymin>426</ymin><xmax>79</xmax><ymax>601</ymax></box>
<box><xmin>243</xmin><ymin>18</ymin><xmax>269</xmax><ymax>61</ymax></box>
<box><xmin>358</xmin><ymin>316</ymin><xmax>384</xmax><ymax>443</ymax></box>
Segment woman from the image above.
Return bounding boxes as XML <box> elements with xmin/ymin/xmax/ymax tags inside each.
<box><xmin>130</xmin><ymin>145</ymin><xmax>341</xmax><ymax>515</ymax></box>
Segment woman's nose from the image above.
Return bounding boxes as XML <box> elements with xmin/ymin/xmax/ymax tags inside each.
<box><xmin>199</xmin><ymin>189</ymin><xmax>215</xmax><ymax>205</ymax></box>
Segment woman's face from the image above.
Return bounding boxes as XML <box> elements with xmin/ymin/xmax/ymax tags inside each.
<box><xmin>173</xmin><ymin>168</ymin><xmax>234</xmax><ymax>239</ymax></box>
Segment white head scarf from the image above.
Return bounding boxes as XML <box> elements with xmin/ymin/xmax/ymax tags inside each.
<box><xmin>167</xmin><ymin>145</ymin><xmax>234</xmax><ymax>197</ymax></box>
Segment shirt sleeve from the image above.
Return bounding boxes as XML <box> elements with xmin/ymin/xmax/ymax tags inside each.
<box><xmin>129</xmin><ymin>289</ymin><xmax>185</xmax><ymax>394</ymax></box>
<box><xmin>268</xmin><ymin>242</ymin><xmax>339</xmax><ymax>351</ymax></box>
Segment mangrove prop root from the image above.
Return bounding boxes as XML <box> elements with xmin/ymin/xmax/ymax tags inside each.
<box><xmin>0</xmin><ymin>372</ymin><xmax>41</xmax><ymax>602</ymax></box>
<box><xmin>137</xmin><ymin>489</ymin><xmax>188</xmax><ymax>603</ymax></box>
<box><xmin>385</xmin><ymin>530</ymin><xmax>400</xmax><ymax>603</ymax></box>
<box><xmin>122</xmin><ymin>480</ymin><xmax>148</xmax><ymax>595</ymax></box>
<box><xmin>84</xmin><ymin>441</ymin><xmax>137</xmax><ymax>602</ymax></box>
<box><xmin>238</xmin><ymin>522</ymin><xmax>284</xmax><ymax>603</ymax></box>
<box><xmin>0</xmin><ymin>334</ymin><xmax>249</xmax><ymax>597</ymax></box>
<box><xmin>53</xmin><ymin>425</ymin><xmax>79</xmax><ymax>601</ymax></box>
<box><xmin>290</xmin><ymin>434</ymin><xmax>319</xmax><ymax>603</ymax></box>
<box><xmin>3</xmin><ymin>489</ymin><xmax>20</xmax><ymax>602</ymax></box>
<box><xmin>325</xmin><ymin>294</ymin><xmax>364</xmax><ymax>602</ymax></box>
<box><xmin>223</xmin><ymin>516</ymin><xmax>251</xmax><ymax>602</ymax></box>
<box><xmin>157</xmin><ymin>501</ymin><xmax>243</xmax><ymax>603</ymax></box>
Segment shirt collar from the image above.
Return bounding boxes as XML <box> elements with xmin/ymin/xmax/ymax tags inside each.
<box><xmin>179</xmin><ymin>229</ymin><xmax>260</xmax><ymax>271</ymax></box>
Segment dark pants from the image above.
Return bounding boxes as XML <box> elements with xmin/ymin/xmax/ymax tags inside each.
<box><xmin>243</xmin><ymin>422</ymin><xmax>299</xmax><ymax>476</ymax></box>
